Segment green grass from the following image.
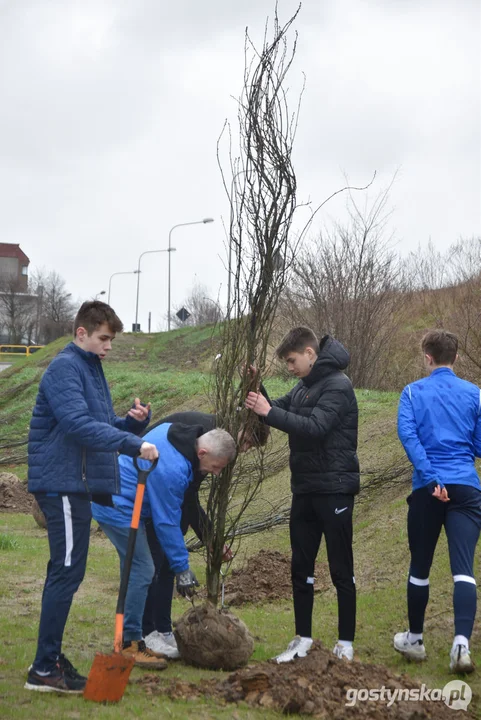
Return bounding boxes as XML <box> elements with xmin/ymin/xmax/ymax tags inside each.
<box><xmin>0</xmin><ymin>532</ymin><xmax>19</xmax><ymax>550</ymax></box>
<box><xmin>1</xmin><ymin>330</ymin><xmax>481</xmax><ymax>716</ymax></box>
<box><xmin>1</xmin><ymin>499</ymin><xmax>481</xmax><ymax>718</ymax></box>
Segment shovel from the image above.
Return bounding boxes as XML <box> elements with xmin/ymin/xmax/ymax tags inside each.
<box><xmin>84</xmin><ymin>455</ymin><xmax>158</xmax><ymax>703</ymax></box>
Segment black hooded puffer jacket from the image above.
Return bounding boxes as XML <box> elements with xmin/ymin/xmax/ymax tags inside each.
<box><xmin>265</xmin><ymin>335</ymin><xmax>360</xmax><ymax>495</ymax></box>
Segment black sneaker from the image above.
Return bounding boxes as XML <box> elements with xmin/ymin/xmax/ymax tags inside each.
<box><xmin>57</xmin><ymin>654</ymin><xmax>87</xmax><ymax>683</ymax></box>
<box><xmin>24</xmin><ymin>666</ymin><xmax>85</xmax><ymax>693</ymax></box>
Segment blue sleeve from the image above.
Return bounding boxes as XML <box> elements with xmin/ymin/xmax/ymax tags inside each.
<box><xmin>114</xmin><ymin>404</ymin><xmax>151</xmax><ymax>435</ymax></box>
<box><xmin>473</xmin><ymin>397</ymin><xmax>481</xmax><ymax>458</ymax></box>
<box><xmin>397</xmin><ymin>386</ymin><xmax>438</xmax><ymax>484</ymax></box>
<box><xmin>147</xmin><ymin>466</ymin><xmax>191</xmax><ymax>574</ymax></box>
<box><xmin>42</xmin><ymin>360</ymin><xmax>143</xmax><ymax>456</ymax></box>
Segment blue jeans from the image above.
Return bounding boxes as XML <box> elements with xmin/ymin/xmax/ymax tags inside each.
<box><xmin>32</xmin><ymin>493</ymin><xmax>92</xmax><ymax>673</ymax></box>
<box><xmin>99</xmin><ymin>522</ymin><xmax>155</xmax><ymax>641</ymax></box>
<box><xmin>142</xmin><ymin>518</ymin><xmax>176</xmax><ymax>635</ymax></box>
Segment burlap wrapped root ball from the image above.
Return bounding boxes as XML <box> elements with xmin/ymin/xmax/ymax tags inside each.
<box><xmin>174</xmin><ymin>603</ymin><xmax>254</xmax><ymax>670</ymax></box>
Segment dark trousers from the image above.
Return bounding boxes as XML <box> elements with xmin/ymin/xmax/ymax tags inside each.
<box><xmin>290</xmin><ymin>493</ymin><xmax>356</xmax><ymax>641</ymax></box>
<box><xmin>407</xmin><ymin>484</ymin><xmax>481</xmax><ymax>637</ymax></box>
<box><xmin>142</xmin><ymin>519</ymin><xmax>175</xmax><ymax>636</ymax></box>
<box><xmin>32</xmin><ymin>493</ymin><xmax>91</xmax><ymax>673</ymax></box>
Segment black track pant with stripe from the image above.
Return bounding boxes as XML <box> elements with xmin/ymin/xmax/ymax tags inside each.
<box><xmin>290</xmin><ymin>492</ymin><xmax>356</xmax><ymax>641</ymax></box>
<box><xmin>32</xmin><ymin>493</ymin><xmax>91</xmax><ymax>674</ymax></box>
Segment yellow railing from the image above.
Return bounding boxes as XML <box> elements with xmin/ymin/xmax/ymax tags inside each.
<box><xmin>0</xmin><ymin>345</ymin><xmax>44</xmax><ymax>356</ymax></box>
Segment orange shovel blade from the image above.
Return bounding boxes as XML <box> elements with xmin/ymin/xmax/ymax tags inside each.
<box><xmin>83</xmin><ymin>651</ymin><xmax>135</xmax><ymax>703</ymax></box>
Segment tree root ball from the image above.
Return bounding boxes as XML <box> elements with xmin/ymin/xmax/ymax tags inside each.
<box><xmin>174</xmin><ymin>603</ymin><xmax>254</xmax><ymax>671</ymax></box>
<box><xmin>32</xmin><ymin>498</ymin><xmax>47</xmax><ymax>529</ymax></box>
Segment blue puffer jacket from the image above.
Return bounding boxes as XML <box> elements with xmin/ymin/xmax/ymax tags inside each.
<box><xmin>28</xmin><ymin>342</ymin><xmax>149</xmax><ymax>495</ymax></box>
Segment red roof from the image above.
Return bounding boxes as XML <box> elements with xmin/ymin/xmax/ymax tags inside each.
<box><xmin>0</xmin><ymin>243</ymin><xmax>30</xmax><ymax>265</ymax></box>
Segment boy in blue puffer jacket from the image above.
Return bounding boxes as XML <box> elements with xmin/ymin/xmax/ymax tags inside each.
<box><xmin>25</xmin><ymin>301</ymin><xmax>158</xmax><ymax>694</ymax></box>
<box><xmin>394</xmin><ymin>329</ymin><xmax>481</xmax><ymax>674</ymax></box>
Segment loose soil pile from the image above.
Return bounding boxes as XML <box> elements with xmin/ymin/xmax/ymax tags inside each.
<box><xmin>174</xmin><ymin>603</ymin><xmax>254</xmax><ymax>670</ymax></box>
<box><xmin>224</xmin><ymin>549</ymin><xmax>330</xmax><ymax>606</ymax></box>
<box><xmin>136</xmin><ymin>642</ymin><xmax>471</xmax><ymax>718</ymax></box>
<box><xmin>0</xmin><ymin>473</ymin><xmax>33</xmax><ymax>513</ymax></box>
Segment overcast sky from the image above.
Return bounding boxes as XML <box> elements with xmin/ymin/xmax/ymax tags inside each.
<box><xmin>1</xmin><ymin>0</ymin><xmax>479</xmax><ymax>331</ymax></box>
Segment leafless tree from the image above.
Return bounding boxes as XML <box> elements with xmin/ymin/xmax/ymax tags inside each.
<box><xmin>202</xmin><ymin>6</ymin><xmax>372</xmax><ymax>605</ymax></box>
<box><xmin>171</xmin><ymin>283</ymin><xmax>223</xmax><ymax>328</ymax></box>
<box><xmin>30</xmin><ymin>269</ymin><xmax>75</xmax><ymax>344</ymax></box>
<box><xmin>0</xmin><ymin>276</ymin><xmax>37</xmax><ymax>344</ymax></box>
<box><xmin>281</xmin><ymin>184</ymin><xmax>408</xmax><ymax>388</ymax></box>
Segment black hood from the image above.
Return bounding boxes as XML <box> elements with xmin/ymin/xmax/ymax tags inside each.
<box><xmin>167</xmin><ymin>423</ymin><xmax>204</xmax><ymax>474</ymax></box>
<box><xmin>303</xmin><ymin>335</ymin><xmax>350</xmax><ymax>388</ymax></box>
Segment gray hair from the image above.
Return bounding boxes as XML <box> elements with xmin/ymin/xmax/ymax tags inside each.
<box><xmin>197</xmin><ymin>429</ymin><xmax>236</xmax><ymax>462</ymax></box>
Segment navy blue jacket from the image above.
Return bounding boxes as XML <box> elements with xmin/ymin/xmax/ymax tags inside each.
<box><xmin>28</xmin><ymin>342</ymin><xmax>149</xmax><ymax>495</ymax></box>
<box><xmin>398</xmin><ymin>367</ymin><xmax>481</xmax><ymax>491</ymax></box>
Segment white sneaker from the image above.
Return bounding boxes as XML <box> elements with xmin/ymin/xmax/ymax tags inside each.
<box><xmin>450</xmin><ymin>644</ymin><xmax>474</xmax><ymax>674</ymax></box>
<box><xmin>333</xmin><ymin>643</ymin><xmax>353</xmax><ymax>661</ymax></box>
<box><xmin>161</xmin><ymin>632</ymin><xmax>178</xmax><ymax>649</ymax></box>
<box><xmin>274</xmin><ymin>636</ymin><xmax>313</xmax><ymax>663</ymax></box>
<box><xmin>144</xmin><ymin>631</ymin><xmax>180</xmax><ymax>659</ymax></box>
<box><xmin>393</xmin><ymin>631</ymin><xmax>426</xmax><ymax>662</ymax></box>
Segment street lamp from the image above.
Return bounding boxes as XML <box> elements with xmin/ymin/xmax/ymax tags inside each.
<box><xmin>134</xmin><ymin>249</ymin><xmax>174</xmax><ymax>332</ymax></box>
<box><xmin>108</xmin><ymin>270</ymin><xmax>140</xmax><ymax>305</ymax></box>
<box><xmin>95</xmin><ymin>290</ymin><xmax>106</xmax><ymax>300</ymax></box>
<box><xmin>167</xmin><ymin>218</ymin><xmax>214</xmax><ymax>331</ymax></box>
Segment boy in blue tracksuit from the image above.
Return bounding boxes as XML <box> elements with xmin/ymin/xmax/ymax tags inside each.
<box><xmin>91</xmin><ymin>422</ymin><xmax>236</xmax><ymax>667</ymax></box>
<box><xmin>394</xmin><ymin>329</ymin><xmax>481</xmax><ymax>673</ymax></box>
<box><xmin>25</xmin><ymin>301</ymin><xmax>158</xmax><ymax>694</ymax></box>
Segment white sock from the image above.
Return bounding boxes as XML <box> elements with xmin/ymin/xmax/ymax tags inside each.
<box><xmin>408</xmin><ymin>632</ymin><xmax>423</xmax><ymax>643</ymax></box>
<box><xmin>337</xmin><ymin>640</ymin><xmax>353</xmax><ymax>648</ymax></box>
<box><xmin>453</xmin><ymin>635</ymin><xmax>469</xmax><ymax>650</ymax></box>
<box><xmin>300</xmin><ymin>636</ymin><xmax>312</xmax><ymax>642</ymax></box>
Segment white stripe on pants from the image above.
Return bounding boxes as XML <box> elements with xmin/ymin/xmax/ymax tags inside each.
<box><xmin>62</xmin><ymin>496</ymin><xmax>73</xmax><ymax>567</ymax></box>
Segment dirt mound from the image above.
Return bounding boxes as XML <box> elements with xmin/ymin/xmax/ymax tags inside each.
<box><xmin>174</xmin><ymin>603</ymin><xmax>254</xmax><ymax>670</ymax></box>
<box><xmin>224</xmin><ymin>550</ymin><xmax>330</xmax><ymax>606</ymax></box>
<box><xmin>0</xmin><ymin>473</ymin><xmax>33</xmax><ymax>513</ymax></box>
<box><xmin>136</xmin><ymin>642</ymin><xmax>470</xmax><ymax>718</ymax></box>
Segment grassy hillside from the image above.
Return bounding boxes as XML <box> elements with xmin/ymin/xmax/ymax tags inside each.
<box><xmin>1</xmin><ymin>327</ymin><xmax>480</xmax><ymax>718</ymax></box>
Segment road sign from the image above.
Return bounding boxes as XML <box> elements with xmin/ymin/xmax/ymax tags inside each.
<box><xmin>176</xmin><ymin>307</ymin><xmax>191</xmax><ymax>323</ymax></box>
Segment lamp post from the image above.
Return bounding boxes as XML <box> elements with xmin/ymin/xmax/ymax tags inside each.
<box><xmin>134</xmin><ymin>249</ymin><xmax>173</xmax><ymax>332</ymax></box>
<box><xmin>95</xmin><ymin>290</ymin><xmax>106</xmax><ymax>300</ymax></box>
<box><xmin>108</xmin><ymin>270</ymin><xmax>140</xmax><ymax>305</ymax></box>
<box><xmin>167</xmin><ymin>218</ymin><xmax>214</xmax><ymax>331</ymax></box>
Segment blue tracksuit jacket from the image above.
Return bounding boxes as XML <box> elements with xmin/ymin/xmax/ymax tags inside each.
<box><xmin>398</xmin><ymin>367</ymin><xmax>481</xmax><ymax>491</ymax></box>
<box><xmin>92</xmin><ymin>423</ymin><xmax>202</xmax><ymax>573</ymax></box>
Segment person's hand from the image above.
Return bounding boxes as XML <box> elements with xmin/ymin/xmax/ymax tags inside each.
<box><xmin>139</xmin><ymin>442</ymin><xmax>159</xmax><ymax>461</ymax></box>
<box><xmin>128</xmin><ymin>398</ymin><xmax>151</xmax><ymax>422</ymax></box>
<box><xmin>222</xmin><ymin>544</ymin><xmax>234</xmax><ymax>563</ymax></box>
<box><xmin>432</xmin><ymin>484</ymin><xmax>450</xmax><ymax>502</ymax></box>
<box><xmin>245</xmin><ymin>391</ymin><xmax>271</xmax><ymax>417</ymax></box>
<box><xmin>176</xmin><ymin>569</ymin><xmax>200</xmax><ymax>598</ymax></box>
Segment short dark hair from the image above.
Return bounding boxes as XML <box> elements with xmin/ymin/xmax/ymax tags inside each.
<box><xmin>421</xmin><ymin>329</ymin><xmax>458</xmax><ymax>365</ymax></box>
<box><xmin>73</xmin><ymin>301</ymin><xmax>123</xmax><ymax>336</ymax></box>
<box><xmin>276</xmin><ymin>326</ymin><xmax>320</xmax><ymax>359</ymax></box>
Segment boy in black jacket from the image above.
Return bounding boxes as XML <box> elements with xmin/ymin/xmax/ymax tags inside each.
<box><xmin>246</xmin><ymin>327</ymin><xmax>359</xmax><ymax>662</ymax></box>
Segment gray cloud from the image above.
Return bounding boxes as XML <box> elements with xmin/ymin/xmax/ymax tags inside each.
<box><xmin>0</xmin><ymin>0</ymin><xmax>479</xmax><ymax>332</ymax></box>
